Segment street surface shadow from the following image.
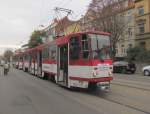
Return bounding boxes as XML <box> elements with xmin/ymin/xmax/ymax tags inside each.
<box><xmin>59</xmin><ymin>86</ymin><xmax>111</xmax><ymax>99</ymax></box>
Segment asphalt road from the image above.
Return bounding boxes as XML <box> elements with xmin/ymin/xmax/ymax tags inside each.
<box><xmin>0</xmin><ymin>67</ymin><xmax>150</xmax><ymax>114</ymax></box>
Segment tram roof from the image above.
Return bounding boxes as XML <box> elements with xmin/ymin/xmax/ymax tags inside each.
<box><xmin>20</xmin><ymin>31</ymin><xmax>111</xmax><ymax>53</ymax></box>
<box><xmin>55</xmin><ymin>31</ymin><xmax>111</xmax><ymax>45</ymax></box>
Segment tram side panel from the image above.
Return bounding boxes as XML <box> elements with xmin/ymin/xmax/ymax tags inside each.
<box><xmin>23</xmin><ymin>54</ymin><xmax>30</xmax><ymax>72</ymax></box>
<box><xmin>41</xmin><ymin>45</ymin><xmax>57</xmax><ymax>79</ymax></box>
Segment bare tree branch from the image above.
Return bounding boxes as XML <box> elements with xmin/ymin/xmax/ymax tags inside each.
<box><xmin>84</xmin><ymin>0</ymin><xmax>131</xmax><ymax>58</ymax></box>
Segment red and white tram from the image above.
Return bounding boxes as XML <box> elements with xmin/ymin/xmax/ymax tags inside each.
<box><xmin>13</xmin><ymin>52</ymin><xmax>24</xmax><ymax>69</ymax></box>
<box><xmin>15</xmin><ymin>31</ymin><xmax>113</xmax><ymax>90</ymax></box>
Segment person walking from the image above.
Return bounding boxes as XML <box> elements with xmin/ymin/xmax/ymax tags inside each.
<box><xmin>3</xmin><ymin>62</ymin><xmax>9</xmax><ymax>76</ymax></box>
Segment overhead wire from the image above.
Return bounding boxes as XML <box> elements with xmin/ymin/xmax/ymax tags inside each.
<box><xmin>39</xmin><ymin>0</ymin><xmax>90</xmax><ymax>34</ymax></box>
<box><xmin>38</xmin><ymin>0</ymin><xmax>65</xmax><ymax>28</ymax></box>
<box><xmin>51</xmin><ymin>0</ymin><xmax>89</xmax><ymax>32</ymax></box>
<box><xmin>69</xmin><ymin>3</ymin><xmax>90</xmax><ymax>33</ymax></box>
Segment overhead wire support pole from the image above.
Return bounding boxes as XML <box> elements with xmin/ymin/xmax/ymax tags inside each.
<box><xmin>53</xmin><ymin>7</ymin><xmax>73</xmax><ymax>37</ymax></box>
<box><xmin>54</xmin><ymin>7</ymin><xmax>73</xmax><ymax>16</ymax></box>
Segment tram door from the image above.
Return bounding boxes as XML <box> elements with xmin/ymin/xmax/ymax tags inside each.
<box><xmin>37</xmin><ymin>51</ymin><xmax>42</xmax><ymax>76</ymax></box>
<box><xmin>29</xmin><ymin>55</ymin><xmax>32</xmax><ymax>73</ymax></box>
<box><xmin>57</xmin><ymin>44</ymin><xmax>68</xmax><ymax>86</ymax></box>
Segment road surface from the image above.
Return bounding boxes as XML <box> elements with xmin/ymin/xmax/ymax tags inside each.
<box><xmin>0</xmin><ymin>67</ymin><xmax>150</xmax><ymax>114</ymax></box>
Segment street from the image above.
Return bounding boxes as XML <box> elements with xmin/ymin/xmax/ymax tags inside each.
<box><xmin>0</xmin><ymin>67</ymin><xmax>150</xmax><ymax>114</ymax></box>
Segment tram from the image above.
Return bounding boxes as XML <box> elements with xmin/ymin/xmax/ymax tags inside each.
<box><xmin>14</xmin><ymin>31</ymin><xmax>113</xmax><ymax>90</ymax></box>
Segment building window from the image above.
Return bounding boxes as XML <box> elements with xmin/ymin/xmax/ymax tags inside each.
<box><xmin>138</xmin><ymin>23</ymin><xmax>145</xmax><ymax>34</ymax></box>
<box><xmin>121</xmin><ymin>45</ymin><xmax>124</xmax><ymax>54</ymax></box>
<box><xmin>140</xmin><ymin>42</ymin><xmax>146</xmax><ymax>48</ymax></box>
<box><xmin>128</xmin><ymin>44</ymin><xmax>132</xmax><ymax>48</ymax></box>
<box><xmin>128</xmin><ymin>28</ymin><xmax>132</xmax><ymax>36</ymax></box>
<box><xmin>124</xmin><ymin>49</ymin><xmax>126</xmax><ymax>54</ymax></box>
<box><xmin>116</xmin><ymin>48</ymin><xmax>118</xmax><ymax>54</ymax></box>
<box><xmin>138</xmin><ymin>7</ymin><xmax>144</xmax><ymax>15</ymax></box>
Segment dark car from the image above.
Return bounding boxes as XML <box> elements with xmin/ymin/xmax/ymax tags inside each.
<box><xmin>113</xmin><ymin>61</ymin><xmax>136</xmax><ymax>74</ymax></box>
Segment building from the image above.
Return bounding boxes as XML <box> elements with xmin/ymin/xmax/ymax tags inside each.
<box><xmin>43</xmin><ymin>19</ymin><xmax>58</xmax><ymax>42</ymax></box>
<box><xmin>54</xmin><ymin>16</ymin><xmax>76</xmax><ymax>37</ymax></box>
<box><xmin>64</xmin><ymin>22</ymin><xmax>81</xmax><ymax>35</ymax></box>
<box><xmin>116</xmin><ymin>0</ymin><xmax>136</xmax><ymax>57</ymax></box>
<box><xmin>134</xmin><ymin>0</ymin><xmax>150</xmax><ymax>50</ymax></box>
<box><xmin>42</xmin><ymin>17</ymin><xmax>80</xmax><ymax>42</ymax></box>
<box><xmin>83</xmin><ymin>0</ymin><xmax>136</xmax><ymax>57</ymax></box>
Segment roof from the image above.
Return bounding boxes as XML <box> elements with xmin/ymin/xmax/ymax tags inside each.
<box><xmin>55</xmin><ymin>31</ymin><xmax>111</xmax><ymax>45</ymax></box>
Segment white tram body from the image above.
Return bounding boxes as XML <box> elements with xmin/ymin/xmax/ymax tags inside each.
<box><xmin>18</xmin><ymin>61</ymin><xmax>23</xmax><ymax>70</ymax></box>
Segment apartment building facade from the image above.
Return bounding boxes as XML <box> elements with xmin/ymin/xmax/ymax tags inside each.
<box><xmin>134</xmin><ymin>0</ymin><xmax>150</xmax><ymax>50</ymax></box>
<box><xmin>116</xmin><ymin>1</ymin><xmax>136</xmax><ymax>57</ymax></box>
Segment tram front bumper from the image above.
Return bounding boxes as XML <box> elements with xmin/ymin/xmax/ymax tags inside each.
<box><xmin>70</xmin><ymin>76</ymin><xmax>113</xmax><ymax>83</ymax></box>
<box><xmin>97</xmin><ymin>81</ymin><xmax>110</xmax><ymax>91</ymax></box>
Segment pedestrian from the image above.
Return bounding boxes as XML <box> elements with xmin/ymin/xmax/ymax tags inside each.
<box><xmin>3</xmin><ymin>62</ymin><xmax>9</xmax><ymax>76</ymax></box>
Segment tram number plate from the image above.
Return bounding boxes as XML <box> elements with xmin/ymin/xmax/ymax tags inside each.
<box><xmin>97</xmin><ymin>82</ymin><xmax>109</xmax><ymax>86</ymax></box>
<box><xmin>98</xmin><ymin>64</ymin><xmax>109</xmax><ymax>70</ymax></box>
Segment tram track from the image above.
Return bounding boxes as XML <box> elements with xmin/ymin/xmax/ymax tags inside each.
<box><xmin>112</xmin><ymin>82</ymin><xmax>150</xmax><ymax>92</ymax></box>
<box><xmin>111</xmin><ymin>80</ymin><xmax>150</xmax><ymax>92</ymax></box>
<box><xmin>88</xmin><ymin>90</ymin><xmax>150</xmax><ymax>114</ymax></box>
<box><xmin>102</xmin><ymin>97</ymin><xmax>150</xmax><ymax>114</ymax></box>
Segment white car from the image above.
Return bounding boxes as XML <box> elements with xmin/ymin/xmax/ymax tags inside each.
<box><xmin>142</xmin><ymin>65</ymin><xmax>150</xmax><ymax>76</ymax></box>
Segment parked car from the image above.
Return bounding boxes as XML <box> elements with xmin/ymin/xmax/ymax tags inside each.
<box><xmin>113</xmin><ymin>61</ymin><xmax>136</xmax><ymax>74</ymax></box>
<box><xmin>142</xmin><ymin>65</ymin><xmax>150</xmax><ymax>76</ymax></box>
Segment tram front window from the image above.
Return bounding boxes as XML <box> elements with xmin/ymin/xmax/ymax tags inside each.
<box><xmin>89</xmin><ymin>34</ymin><xmax>111</xmax><ymax>60</ymax></box>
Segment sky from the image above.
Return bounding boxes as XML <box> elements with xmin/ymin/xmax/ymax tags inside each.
<box><xmin>0</xmin><ymin>0</ymin><xmax>91</xmax><ymax>54</ymax></box>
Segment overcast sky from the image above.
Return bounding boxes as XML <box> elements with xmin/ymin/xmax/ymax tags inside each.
<box><xmin>0</xmin><ymin>0</ymin><xmax>91</xmax><ymax>54</ymax></box>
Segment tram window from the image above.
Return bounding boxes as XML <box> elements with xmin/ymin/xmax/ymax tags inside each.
<box><xmin>25</xmin><ymin>55</ymin><xmax>29</xmax><ymax>61</ymax></box>
<box><xmin>42</xmin><ymin>50</ymin><xmax>45</xmax><ymax>59</ymax></box>
<box><xmin>49</xmin><ymin>46</ymin><xmax>51</xmax><ymax>59</ymax></box>
<box><xmin>70</xmin><ymin>36</ymin><xmax>80</xmax><ymax>60</ymax></box>
<box><xmin>50</xmin><ymin>45</ymin><xmax>56</xmax><ymax>60</ymax></box>
<box><xmin>20</xmin><ymin>57</ymin><xmax>23</xmax><ymax>62</ymax></box>
<box><xmin>42</xmin><ymin>47</ymin><xmax>49</xmax><ymax>59</ymax></box>
<box><xmin>81</xmin><ymin>34</ymin><xmax>89</xmax><ymax>59</ymax></box>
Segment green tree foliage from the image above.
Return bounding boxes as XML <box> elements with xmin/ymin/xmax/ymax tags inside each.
<box><xmin>28</xmin><ymin>30</ymin><xmax>46</xmax><ymax>48</ymax></box>
<box><xmin>127</xmin><ymin>46</ymin><xmax>150</xmax><ymax>62</ymax></box>
<box><xmin>4</xmin><ymin>49</ymin><xmax>14</xmax><ymax>62</ymax></box>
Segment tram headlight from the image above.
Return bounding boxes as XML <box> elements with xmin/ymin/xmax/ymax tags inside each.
<box><xmin>92</xmin><ymin>67</ymin><xmax>98</xmax><ymax>77</ymax></box>
<box><xmin>108</xmin><ymin>70</ymin><xmax>112</xmax><ymax>77</ymax></box>
<box><xmin>109</xmin><ymin>66</ymin><xmax>113</xmax><ymax>73</ymax></box>
<box><xmin>109</xmin><ymin>66</ymin><xmax>113</xmax><ymax>70</ymax></box>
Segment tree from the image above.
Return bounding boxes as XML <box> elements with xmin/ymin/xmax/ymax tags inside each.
<box><xmin>85</xmin><ymin>0</ymin><xmax>133</xmax><ymax>59</ymax></box>
<box><xmin>28</xmin><ymin>30</ymin><xmax>47</xmax><ymax>48</ymax></box>
<box><xmin>3</xmin><ymin>49</ymin><xmax>14</xmax><ymax>62</ymax></box>
<box><xmin>126</xmin><ymin>46</ymin><xmax>150</xmax><ymax>63</ymax></box>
